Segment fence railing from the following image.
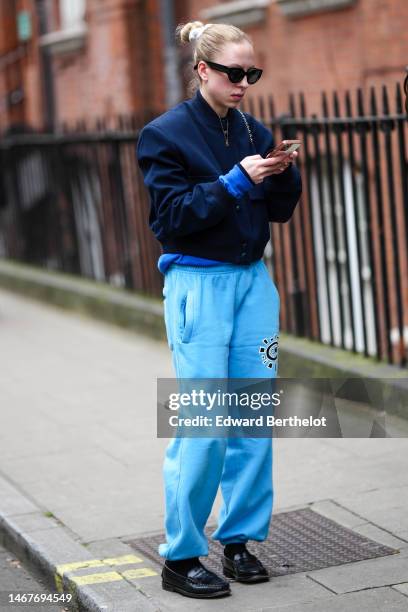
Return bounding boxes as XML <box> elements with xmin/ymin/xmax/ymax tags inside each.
<box><xmin>240</xmin><ymin>83</ymin><xmax>408</xmax><ymax>368</ymax></box>
<box><xmin>0</xmin><ymin>83</ymin><xmax>407</xmax><ymax>367</ymax></box>
<box><xmin>0</xmin><ymin>117</ymin><xmax>163</xmax><ymax>297</ymax></box>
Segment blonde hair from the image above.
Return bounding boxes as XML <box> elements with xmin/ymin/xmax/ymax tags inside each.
<box><xmin>175</xmin><ymin>21</ymin><xmax>253</xmax><ymax>97</ymax></box>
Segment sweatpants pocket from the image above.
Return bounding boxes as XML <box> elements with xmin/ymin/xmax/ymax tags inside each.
<box><xmin>179</xmin><ymin>289</ymin><xmax>195</xmax><ymax>344</ymax></box>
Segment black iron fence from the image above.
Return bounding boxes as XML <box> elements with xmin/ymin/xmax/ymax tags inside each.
<box><xmin>0</xmin><ymin>83</ymin><xmax>407</xmax><ymax>367</ymax></box>
<box><xmin>0</xmin><ymin>115</ymin><xmax>163</xmax><ymax>297</ymax></box>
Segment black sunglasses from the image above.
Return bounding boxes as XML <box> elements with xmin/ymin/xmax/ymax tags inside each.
<box><xmin>193</xmin><ymin>60</ymin><xmax>263</xmax><ymax>85</ymax></box>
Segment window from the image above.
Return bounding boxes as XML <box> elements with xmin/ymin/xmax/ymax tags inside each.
<box><xmin>277</xmin><ymin>0</ymin><xmax>357</xmax><ymax>19</ymax></box>
<box><xmin>60</xmin><ymin>0</ymin><xmax>85</xmax><ymax>30</ymax></box>
<box><xmin>39</xmin><ymin>0</ymin><xmax>87</xmax><ymax>55</ymax></box>
<box><xmin>201</xmin><ymin>0</ymin><xmax>270</xmax><ymax>28</ymax></box>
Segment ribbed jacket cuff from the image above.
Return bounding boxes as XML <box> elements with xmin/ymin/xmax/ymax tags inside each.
<box><xmin>218</xmin><ymin>163</ymin><xmax>254</xmax><ymax>199</ymax></box>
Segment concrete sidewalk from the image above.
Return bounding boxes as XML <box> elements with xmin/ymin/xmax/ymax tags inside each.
<box><xmin>1</xmin><ymin>287</ymin><xmax>408</xmax><ymax>611</ymax></box>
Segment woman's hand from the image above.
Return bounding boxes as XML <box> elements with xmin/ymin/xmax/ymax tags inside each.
<box><xmin>240</xmin><ymin>151</ymin><xmax>298</xmax><ymax>184</ymax></box>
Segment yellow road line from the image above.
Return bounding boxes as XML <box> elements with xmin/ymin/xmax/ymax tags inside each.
<box><xmin>54</xmin><ymin>554</ymin><xmax>155</xmax><ymax>592</ymax></box>
<box><xmin>70</xmin><ymin>571</ymin><xmax>124</xmax><ymax>586</ymax></box>
<box><xmin>102</xmin><ymin>554</ymin><xmax>144</xmax><ymax>566</ymax></box>
<box><xmin>122</xmin><ymin>568</ymin><xmax>158</xmax><ymax>579</ymax></box>
<box><xmin>56</xmin><ymin>554</ymin><xmax>143</xmax><ymax>575</ymax></box>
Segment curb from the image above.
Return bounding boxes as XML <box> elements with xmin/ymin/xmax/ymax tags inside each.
<box><xmin>0</xmin><ymin>475</ymin><xmax>163</xmax><ymax>611</ymax></box>
<box><xmin>0</xmin><ymin>258</ymin><xmax>165</xmax><ymax>341</ymax></box>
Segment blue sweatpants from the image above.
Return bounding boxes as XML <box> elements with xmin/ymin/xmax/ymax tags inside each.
<box><xmin>160</xmin><ymin>258</ymin><xmax>280</xmax><ymax>560</ymax></box>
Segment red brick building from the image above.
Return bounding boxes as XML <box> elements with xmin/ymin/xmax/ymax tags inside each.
<box><xmin>192</xmin><ymin>0</ymin><xmax>408</xmax><ymax>113</ymax></box>
<box><xmin>0</xmin><ymin>0</ymin><xmax>37</xmax><ymax>131</ymax></box>
<box><xmin>0</xmin><ymin>0</ymin><xmax>166</xmax><ymax>132</ymax></box>
<box><xmin>1</xmin><ymin>0</ymin><xmax>407</xmax><ymax>131</ymax></box>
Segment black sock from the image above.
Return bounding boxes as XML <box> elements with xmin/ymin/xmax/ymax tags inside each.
<box><xmin>224</xmin><ymin>543</ymin><xmax>247</xmax><ymax>559</ymax></box>
<box><xmin>165</xmin><ymin>556</ymin><xmax>200</xmax><ymax>575</ymax></box>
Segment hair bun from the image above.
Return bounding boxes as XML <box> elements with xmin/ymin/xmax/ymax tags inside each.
<box><xmin>189</xmin><ymin>24</ymin><xmax>211</xmax><ymax>42</ymax></box>
<box><xmin>176</xmin><ymin>21</ymin><xmax>205</xmax><ymax>45</ymax></box>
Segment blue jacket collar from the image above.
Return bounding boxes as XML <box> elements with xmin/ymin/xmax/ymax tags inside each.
<box><xmin>191</xmin><ymin>88</ymin><xmax>235</xmax><ymax>124</ymax></box>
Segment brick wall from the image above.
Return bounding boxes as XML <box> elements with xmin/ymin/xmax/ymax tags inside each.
<box><xmin>183</xmin><ymin>0</ymin><xmax>408</xmax><ymax>114</ymax></box>
<box><xmin>0</xmin><ymin>0</ymin><xmax>57</xmax><ymax>132</ymax></box>
<box><xmin>51</xmin><ymin>0</ymin><xmax>165</xmax><ymax>128</ymax></box>
<box><xmin>1</xmin><ymin>0</ymin><xmax>407</xmax><ymax>129</ymax></box>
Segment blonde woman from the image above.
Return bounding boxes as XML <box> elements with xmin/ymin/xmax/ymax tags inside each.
<box><xmin>137</xmin><ymin>20</ymin><xmax>302</xmax><ymax>600</ymax></box>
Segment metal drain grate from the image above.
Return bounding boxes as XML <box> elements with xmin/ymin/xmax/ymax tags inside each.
<box><xmin>125</xmin><ymin>508</ymin><xmax>398</xmax><ymax>578</ymax></box>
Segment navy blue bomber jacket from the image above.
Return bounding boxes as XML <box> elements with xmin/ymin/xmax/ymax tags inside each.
<box><xmin>136</xmin><ymin>88</ymin><xmax>302</xmax><ymax>265</ymax></box>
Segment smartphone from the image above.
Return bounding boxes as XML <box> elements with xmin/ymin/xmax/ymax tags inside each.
<box><xmin>266</xmin><ymin>140</ymin><xmax>302</xmax><ymax>158</ymax></box>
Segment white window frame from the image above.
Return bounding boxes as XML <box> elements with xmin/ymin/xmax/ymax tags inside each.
<box><xmin>59</xmin><ymin>0</ymin><xmax>86</xmax><ymax>30</ymax></box>
<box><xmin>39</xmin><ymin>0</ymin><xmax>87</xmax><ymax>55</ymax></box>
<box><xmin>277</xmin><ymin>0</ymin><xmax>357</xmax><ymax>19</ymax></box>
<box><xmin>201</xmin><ymin>0</ymin><xmax>270</xmax><ymax>28</ymax></box>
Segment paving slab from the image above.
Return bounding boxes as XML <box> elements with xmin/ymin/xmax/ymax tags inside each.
<box><xmin>132</xmin><ymin>572</ymin><xmax>335</xmax><ymax>612</ymax></box>
<box><xmin>310</xmin><ymin>499</ymin><xmax>369</xmax><ymax>529</ymax></box>
<box><xmin>260</xmin><ymin>586</ymin><xmax>408</xmax><ymax>611</ymax></box>
<box><xmin>0</xmin><ymin>477</ymin><xmax>39</xmax><ymax>517</ymax></box>
<box><xmin>393</xmin><ymin>582</ymin><xmax>408</xmax><ymax>596</ymax></box>
<box><xmin>335</xmin><ymin>486</ymin><xmax>408</xmax><ymax>538</ymax></box>
<box><xmin>352</xmin><ymin>523</ymin><xmax>408</xmax><ymax>550</ymax></box>
<box><xmin>308</xmin><ymin>547</ymin><xmax>408</xmax><ymax>594</ymax></box>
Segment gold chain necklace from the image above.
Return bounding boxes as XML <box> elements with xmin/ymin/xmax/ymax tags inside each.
<box><xmin>218</xmin><ymin>115</ymin><xmax>229</xmax><ymax>146</ymax></box>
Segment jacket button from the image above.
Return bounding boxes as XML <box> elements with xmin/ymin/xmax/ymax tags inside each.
<box><xmin>235</xmin><ymin>204</ymin><xmax>240</xmax><ymax>211</ymax></box>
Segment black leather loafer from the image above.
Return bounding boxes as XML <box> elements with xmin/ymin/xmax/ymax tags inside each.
<box><xmin>222</xmin><ymin>550</ymin><xmax>269</xmax><ymax>583</ymax></box>
<box><xmin>162</xmin><ymin>561</ymin><xmax>231</xmax><ymax>598</ymax></box>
